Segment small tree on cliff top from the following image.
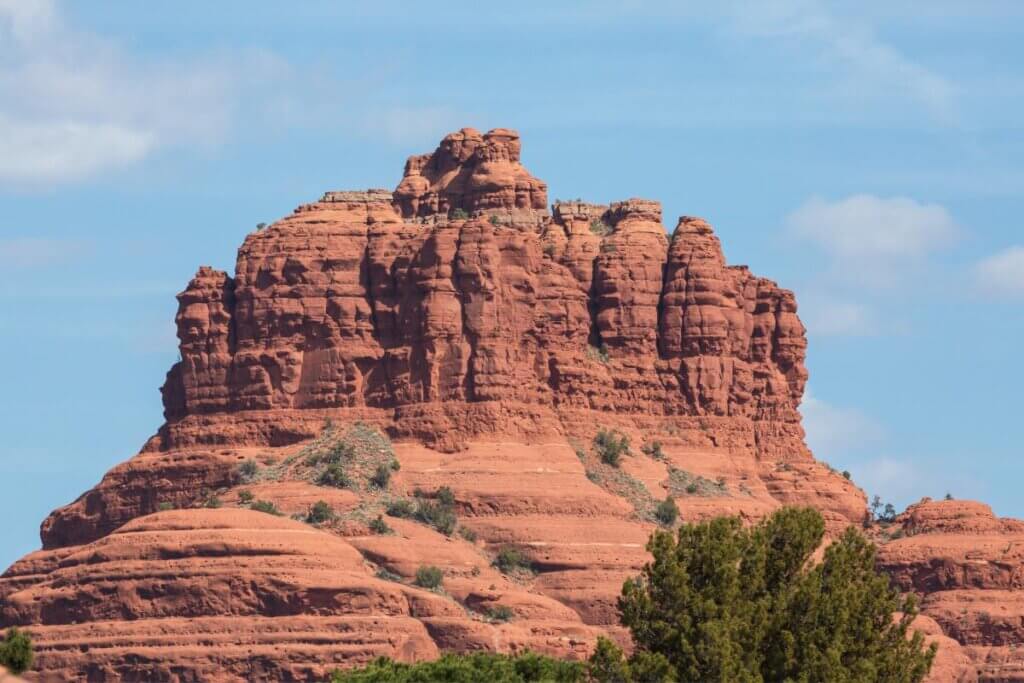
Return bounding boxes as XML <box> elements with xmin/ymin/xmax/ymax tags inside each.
<box><xmin>593</xmin><ymin>506</ymin><xmax>935</xmax><ymax>682</ymax></box>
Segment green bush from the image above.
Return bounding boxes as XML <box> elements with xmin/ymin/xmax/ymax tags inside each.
<box><xmin>641</xmin><ymin>441</ymin><xmax>665</xmax><ymax>460</ymax></box>
<box><xmin>601</xmin><ymin>507</ymin><xmax>936</xmax><ymax>681</ymax></box>
<box><xmin>593</xmin><ymin>428</ymin><xmax>630</xmax><ymax>467</ymax></box>
<box><xmin>589</xmin><ymin>218</ymin><xmax>612</xmax><ymax>236</ymax></box>
<box><xmin>655</xmin><ymin>497</ymin><xmax>679</xmax><ymax>526</ymax></box>
<box><xmin>307</xmin><ymin>500</ymin><xmax>336</xmax><ymax>524</ymax></box>
<box><xmin>489</xmin><ymin>214</ymin><xmax>501</xmax><ymax>226</ymax></box>
<box><xmin>370</xmin><ymin>463</ymin><xmax>391</xmax><ymax>489</ymax></box>
<box><xmin>488</xmin><ymin>605</ymin><xmax>514</xmax><ymax>622</ymax></box>
<box><xmin>330</xmin><ymin>652</ymin><xmax>584</xmax><ymax>682</ymax></box>
<box><xmin>415</xmin><ymin>499</ymin><xmax>457</xmax><ymax>536</ymax></box>
<box><xmin>0</xmin><ymin>627</ymin><xmax>33</xmax><ymax>675</ymax></box>
<box><xmin>237</xmin><ymin>459</ymin><xmax>259</xmax><ymax>482</ymax></box>
<box><xmin>238</xmin><ymin>489</ymin><xmax>254</xmax><ymax>504</ymax></box>
<box><xmin>493</xmin><ymin>547</ymin><xmax>531</xmax><ymax>574</ymax></box>
<box><xmin>451</xmin><ymin>208</ymin><xmax>469</xmax><ymax>219</ymax></box>
<box><xmin>318</xmin><ymin>463</ymin><xmax>351</xmax><ymax>488</ymax></box>
<box><xmin>157</xmin><ymin>502</ymin><xmax>174</xmax><ymax>511</ymax></box>
<box><xmin>436</xmin><ymin>486</ymin><xmax>456</xmax><ymax>507</ymax></box>
<box><xmin>386</xmin><ymin>498</ymin><xmax>415</xmax><ymax>518</ymax></box>
<box><xmin>369</xmin><ymin>515</ymin><xmax>391</xmax><ymax>535</ymax></box>
<box><xmin>250</xmin><ymin>500</ymin><xmax>282</xmax><ymax>516</ymax></box>
<box><xmin>458</xmin><ymin>526</ymin><xmax>478</xmax><ymax>543</ymax></box>
<box><xmin>414</xmin><ymin>565</ymin><xmax>444</xmax><ymax>590</ymax></box>
<box><xmin>389</xmin><ymin>458</ymin><xmax>401</xmax><ymax>471</ymax></box>
<box><xmin>204</xmin><ymin>495</ymin><xmax>222</xmax><ymax>509</ymax></box>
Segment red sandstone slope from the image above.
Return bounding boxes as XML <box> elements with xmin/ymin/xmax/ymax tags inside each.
<box><xmin>0</xmin><ymin>128</ymin><xmax>1013</xmax><ymax>681</ymax></box>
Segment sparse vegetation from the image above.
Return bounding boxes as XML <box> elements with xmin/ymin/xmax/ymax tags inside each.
<box><xmin>370</xmin><ymin>463</ymin><xmax>391</xmax><ymax>489</ymax></box>
<box><xmin>655</xmin><ymin>497</ymin><xmax>679</xmax><ymax>526</ymax></box>
<box><xmin>668</xmin><ymin>467</ymin><xmax>729</xmax><ymax>497</ymax></box>
<box><xmin>238</xmin><ymin>489</ymin><xmax>254</xmax><ymax>505</ymax></box>
<box><xmin>250</xmin><ymin>500</ymin><xmax>282</xmax><ymax>516</ymax></box>
<box><xmin>375</xmin><ymin>567</ymin><xmax>402</xmax><ymax>582</ymax></box>
<box><xmin>386</xmin><ymin>498</ymin><xmax>416</xmax><ymax>518</ymax></box>
<box><xmin>458</xmin><ymin>526</ymin><xmax>478</xmax><ymax>543</ymax></box>
<box><xmin>489</xmin><ymin>214</ymin><xmax>501</xmax><ymax>226</ymax></box>
<box><xmin>488</xmin><ymin>605</ymin><xmax>515</xmax><ymax>622</ymax></box>
<box><xmin>204</xmin><ymin>495</ymin><xmax>222</xmax><ymax>509</ymax></box>
<box><xmin>330</xmin><ymin>652</ymin><xmax>584</xmax><ymax>682</ymax></box>
<box><xmin>307</xmin><ymin>500</ymin><xmax>336</xmax><ymax>524</ymax></box>
<box><xmin>414</xmin><ymin>496</ymin><xmax>457</xmax><ymax>536</ymax></box>
<box><xmin>389</xmin><ymin>458</ymin><xmax>401</xmax><ymax>471</ymax></box>
<box><xmin>586</xmin><ymin>343</ymin><xmax>610</xmax><ymax>364</ymax></box>
<box><xmin>256</xmin><ymin>222</ymin><xmax>267</xmax><ymax>231</ymax></box>
<box><xmin>157</xmin><ymin>502</ymin><xmax>174</xmax><ymax>511</ymax></box>
<box><xmin>237</xmin><ymin>459</ymin><xmax>259</xmax><ymax>482</ymax></box>
<box><xmin>641</xmin><ymin>440</ymin><xmax>665</xmax><ymax>460</ymax></box>
<box><xmin>843</xmin><ymin>470</ymin><xmax>852</xmax><ymax>480</ymax></box>
<box><xmin>593</xmin><ymin>428</ymin><xmax>630</xmax><ymax>467</ymax></box>
<box><xmin>318</xmin><ymin>462</ymin><xmax>352</xmax><ymax>488</ymax></box>
<box><xmin>414</xmin><ymin>565</ymin><xmax>444</xmax><ymax>590</ymax></box>
<box><xmin>493</xmin><ymin>547</ymin><xmax>532</xmax><ymax>574</ymax></box>
<box><xmin>945</xmin><ymin>492</ymin><xmax>954</xmax><ymax>501</ymax></box>
<box><xmin>0</xmin><ymin>627</ymin><xmax>33</xmax><ymax>675</ymax></box>
<box><xmin>589</xmin><ymin>218</ymin><xmax>612</xmax><ymax>236</ymax></box>
<box><xmin>368</xmin><ymin>515</ymin><xmax>392</xmax><ymax>534</ymax></box>
<box><xmin>451</xmin><ymin>208</ymin><xmax>469</xmax><ymax>220</ymax></box>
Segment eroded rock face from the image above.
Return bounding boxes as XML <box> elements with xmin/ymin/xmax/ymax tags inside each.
<box><xmin>877</xmin><ymin>498</ymin><xmax>1024</xmax><ymax>681</ymax></box>
<box><xmin>1</xmin><ymin>128</ymin><xmax>1007</xmax><ymax>682</ymax></box>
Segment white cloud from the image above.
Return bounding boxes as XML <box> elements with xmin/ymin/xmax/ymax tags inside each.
<box><xmin>799</xmin><ymin>294</ymin><xmax>878</xmax><ymax>337</ymax></box>
<box><xmin>801</xmin><ymin>389</ymin><xmax>884</xmax><ymax>456</ymax></box>
<box><xmin>975</xmin><ymin>246</ymin><xmax>1024</xmax><ymax>297</ymax></box>
<box><xmin>723</xmin><ymin>0</ymin><xmax>957</xmax><ymax>121</ymax></box>
<box><xmin>0</xmin><ymin>1</ymin><xmax>293</xmax><ymax>186</ymax></box>
<box><xmin>787</xmin><ymin>194</ymin><xmax>959</xmax><ymax>287</ymax></box>
<box><xmin>0</xmin><ymin>237</ymin><xmax>92</xmax><ymax>269</ymax></box>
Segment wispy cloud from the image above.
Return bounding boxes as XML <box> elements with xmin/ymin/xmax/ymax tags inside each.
<box><xmin>0</xmin><ymin>237</ymin><xmax>92</xmax><ymax>269</ymax></box>
<box><xmin>974</xmin><ymin>246</ymin><xmax>1024</xmax><ymax>298</ymax></box>
<box><xmin>801</xmin><ymin>389</ymin><xmax>884</xmax><ymax>456</ymax></box>
<box><xmin>0</xmin><ymin>0</ymin><xmax>293</xmax><ymax>186</ymax></box>
<box><xmin>787</xmin><ymin>194</ymin><xmax>959</xmax><ymax>288</ymax></box>
<box><xmin>798</xmin><ymin>294</ymin><xmax>879</xmax><ymax>337</ymax></box>
<box><xmin>722</xmin><ymin>0</ymin><xmax>957</xmax><ymax>122</ymax></box>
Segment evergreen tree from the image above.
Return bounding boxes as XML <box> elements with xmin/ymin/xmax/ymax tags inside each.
<box><xmin>0</xmin><ymin>627</ymin><xmax>33</xmax><ymax>675</ymax></box>
<box><xmin>604</xmin><ymin>507</ymin><xmax>935</xmax><ymax>682</ymax></box>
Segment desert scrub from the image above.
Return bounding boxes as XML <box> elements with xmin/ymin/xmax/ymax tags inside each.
<box><xmin>488</xmin><ymin>605</ymin><xmax>515</xmax><ymax>622</ymax></box>
<box><xmin>458</xmin><ymin>526</ymin><xmax>478</xmax><ymax>543</ymax></box>
<box><xmin>655</xmin><ymin>497</ymin><xmax>679</xmax><ymax>526</ymax></box>
<box><xmin>386</xmin><ymin>498</ymin><xmax>416</xmax><ymax>518</ymax></box>
<box><xmin>369</xmin><ymin>515</ymin><xmax>392</xmax><ymax>534</ymax></box>
<box><xmin>586</xmin><ymin>343</ymin><xmax>610</xmax><ymax>364</ymax></box>
<box><xmin>307</xmin><ymin>500</ymin><xmax>336</xmax><ymax>524</ymax></box>
<box><xmin>237</xmin><ymin>489</ymin><xmax>254</xmax><ymax>504</ymax></box>
<box><xmin>251</xmin><ymin>500</ymin><xmax>282</xmax><ymax>516</ymax></box>
<box><xmin>237</xmin><ymin>459</ymin><xmax>259</xmax><ymax>482</ymax></box>
<box><xmin>370</xmin><ymin>463</ymin><xmax>391</xmax><ymax>489</ymax></box>
<box><xmin>593</xmin><ymin>428</ymin><xmax>630</xmax><ymax>467</ymax></box>
<box><xmin>450</xmin><ymin>208</ymin><xmax>469</xmax><ymax>219</ymax></box>
<box><xmin>375</xmin><ymin>567</ymin><xmax>402</xmax><ymax>582</ymax></box>
<box><xmin>415</xmin><ymin>496</ymin><xmax>457</xmax><ymax>536</ymax></box>
<box><xmin>589</xmin><ymin>218</ymin><xmax>612</xmax><ymax>236</ymax></box>
<box><xmin>493</xmin><ymin>547</ymin><xmax>532</xmax><ymax>574</ymax></box>
<box><xmin>415</xmin><ymin>565</ymin><xmax>444</xmax><ymax>589</ymax></box>
<box><xmin>667</xmin><ymin>467</ymin><xmax>729</xmax><ymax>497</ymax></box>
<box><xmin>304</xmin><ymin>422</ymin><xmax>397</xmax><ymax>492</ymax></box>
<box><xmin>641</xmin><ymin>441</ymin><xmax>665</xmax><ymax>460</ymax></box>
<box><xmin>318</xmin><ymin>462</ymin><xmax>352</xmax><ymax>488</ymax></box>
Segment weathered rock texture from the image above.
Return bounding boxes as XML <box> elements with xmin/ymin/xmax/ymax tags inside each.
<box><xmin>0</xmin><ymin>128</ymin><xmax>1011</xmax><ymax>681</ymax></box>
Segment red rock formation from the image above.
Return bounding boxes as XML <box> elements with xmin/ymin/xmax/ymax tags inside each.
<box><xmin>877</xmin><ymin>498</ymin><xmax>1024</xmax><ymax>681</ymax></box>
<box><xmin>1</xmin><ymin>128</ymin><xmax>1007</xmax><ymax>682</ymax></box>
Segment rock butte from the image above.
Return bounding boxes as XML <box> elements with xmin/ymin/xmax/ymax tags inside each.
<box><xmin>1</xmin><ymin>128</ymin><xmax>1018</xmax><ymax>682</ymax></box>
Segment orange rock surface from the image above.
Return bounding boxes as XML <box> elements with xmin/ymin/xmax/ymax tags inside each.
<box><xmin>1</xmin><ymin>128</ymin><xmax>1015</xmax><ymax>681</ymax></box>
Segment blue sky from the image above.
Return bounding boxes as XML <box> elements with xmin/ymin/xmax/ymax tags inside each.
<box><xmin>1</xmin><ymin>1</ymin><xmax>1022</xmax><ymax>569</ymax></box>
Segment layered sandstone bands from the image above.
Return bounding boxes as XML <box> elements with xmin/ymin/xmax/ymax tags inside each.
<box><xmin>1</xmin><ymin>128</ymin><xmax>1013</xmax><ymax>682</ymax></box>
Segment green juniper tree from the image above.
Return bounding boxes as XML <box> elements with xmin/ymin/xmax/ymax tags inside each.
<box><xmin>594</xmin><ymin>507</ymin><xmax>935</xmax><ymax>683</ymax></box>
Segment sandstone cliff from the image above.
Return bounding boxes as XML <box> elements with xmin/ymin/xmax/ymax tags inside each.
<box><xmin>0</xmin><ymin>128</ymin><xmax>1011</xmax><ymax>681</ymax></box>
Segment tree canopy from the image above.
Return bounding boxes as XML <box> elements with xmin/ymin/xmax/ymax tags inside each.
<box><xmin>0</xmin><ymin>627</ymin><xmax>33</xmax><ymax>675</ymax></box>
<box><xmin>599</xmin><ymin>506</ymin><xmax>935</xmax><ymax>682</ymax></box>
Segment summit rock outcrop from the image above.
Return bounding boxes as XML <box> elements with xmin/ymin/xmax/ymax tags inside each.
<box><xmin>0</xmin><ymin>128</ymin><xmax>1011</xmax><ymax>682</ymax></box>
